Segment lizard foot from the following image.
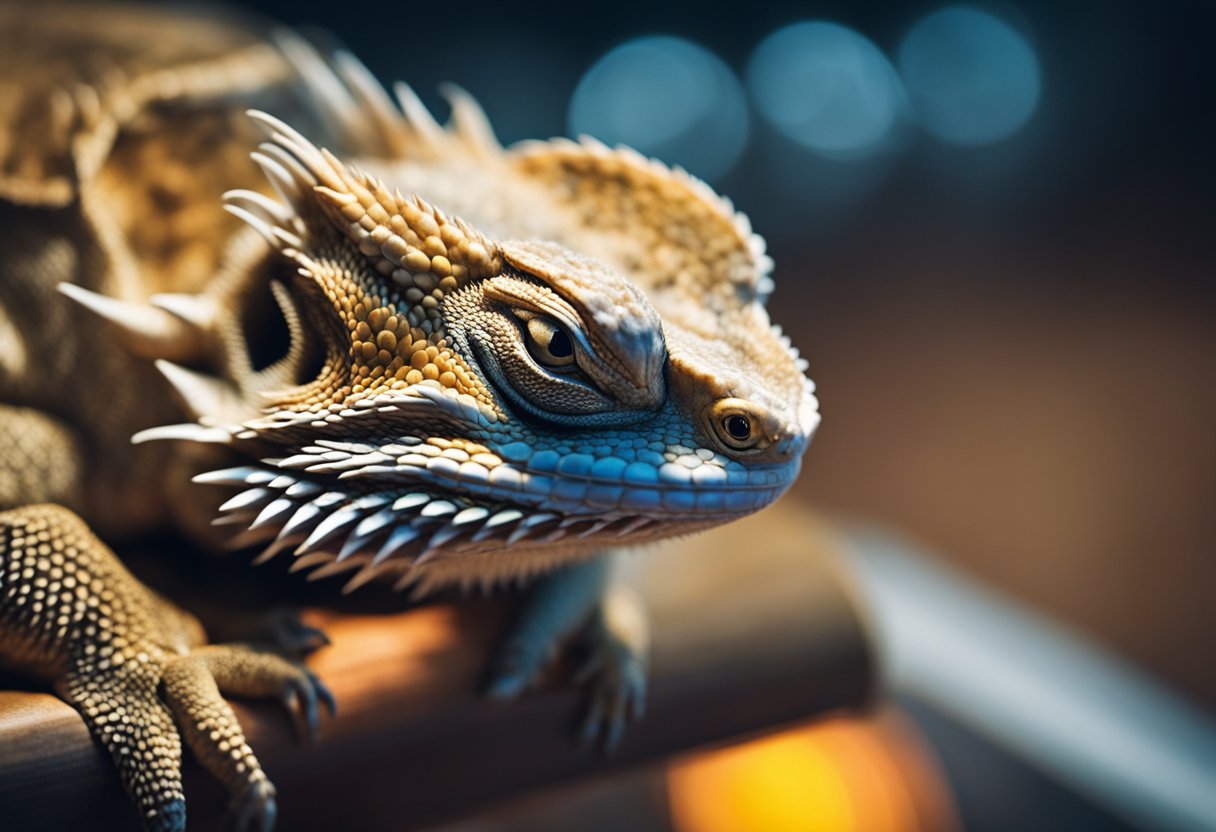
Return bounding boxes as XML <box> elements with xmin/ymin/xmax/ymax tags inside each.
<box><xmin>574</xmin><ymin>586</ymin><xmax>649</xmax><ymax>752</ymax></box>
<box><xmin>231</xmin><ymin>779</ymin><xmax>277</xmax><ymax>832</ymax></box>
<box><xmin>483</xmin><ymin>636</ymin><xmax>554</xmax><ymax>702</ymax></box>
<box><xmin>483</xmin><ymin>570</ymin><xmax>650</xmax><ymax>752</ymax></box>
<box><xmin>206</xmin><ymin>605</ymin><xmax>331</xmax><ymax>659</ymax></box>
<box><xmin>0</xmin><ymin>505</ymin><xmax>334</xmax><ymax>831</ymax></box>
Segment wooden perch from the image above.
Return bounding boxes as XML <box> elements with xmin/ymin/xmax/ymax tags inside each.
<box><xmin>0</xmin><ymin>500</ymin><xmax>875</xmax><ymax>831</ymax></box>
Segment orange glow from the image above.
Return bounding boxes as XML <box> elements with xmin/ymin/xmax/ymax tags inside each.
<box><xmin>667</xmin><ymin>711</ymin><xmax>957</xmax><ymax>832</ymax></box>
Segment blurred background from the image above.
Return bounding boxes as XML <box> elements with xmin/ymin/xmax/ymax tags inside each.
<box><xmin>179</xmin><ymin>0</ymin><xmax>1216</xmax><ymax>828</ymax></box>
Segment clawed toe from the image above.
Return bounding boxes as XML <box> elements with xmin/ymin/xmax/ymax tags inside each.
<box><xmin>258</xmin><ymin>609</ymin><xmax>331</xmax><ymax>658</ymax></box>
<box><xmin>576</xmin><ymin>653</ymin><xmax>647</xmax><ymax>753</ymax></box>
<box><xmin>232</xmin><ymin>779</ymin><xmax>277</xmax><ymax>832</ymax></box>
<box><xmin>280</xmin><ymin>666</ymin><xmax>337</xmax><ymax>742</ymax></box>
<box><xmin>483</xmin><ymin>641</ymin><xmax>548</xmax><ymax>702</ymax></box>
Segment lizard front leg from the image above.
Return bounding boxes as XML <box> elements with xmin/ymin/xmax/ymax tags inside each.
<box><xmin>0</xmin><ymin>504</ymin><xmax>332</xmax><ymax>831</ymax></box>
<box><xmin>485</xmin><ymin>553</ymin><xmax>650</xmax><ymax>750</ymax></box>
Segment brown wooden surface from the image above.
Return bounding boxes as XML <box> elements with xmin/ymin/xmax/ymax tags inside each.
<box><xmin>0</xmin><ymin>500</ymin><xmax>875</xmax><ymax>831</ymax></box>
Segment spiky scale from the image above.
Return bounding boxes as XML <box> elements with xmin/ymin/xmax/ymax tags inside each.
<box><xmin>295</xmin><ymin>505</ymin><xmax>364</xmax><ymax>555</ymax></box>
<box><xmin>372</xmin><ymin>524</ymin><xmax>421</xmax><ymax>564</ymax></box>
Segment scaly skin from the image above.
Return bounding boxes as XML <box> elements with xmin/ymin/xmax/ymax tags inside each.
<box><xmin>0</xmin><ymin>8</ymin><xmax>819</xmax><ymax>830</ymax></box>
<box><xmin>0</xmin><ymin>504</ymin><xmax>333</xmax><ymax>831</ymax></box>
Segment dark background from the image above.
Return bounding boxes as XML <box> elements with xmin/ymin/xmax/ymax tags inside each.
<box><xmin>211</xmin><ymin>0</ymin><xmax>1215</xmax><ymax>710</ymax></box>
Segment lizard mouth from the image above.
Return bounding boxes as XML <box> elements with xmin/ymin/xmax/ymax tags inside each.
<box><xmin>193</xmin><ymin>438</ymin><xmax>798</xmax><ymax>596</ymax></box>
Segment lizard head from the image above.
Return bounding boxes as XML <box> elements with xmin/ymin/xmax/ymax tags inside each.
<box><xmin>128</xmin><ymin>67</ymin><xmax>817</xmax><ymax>595</ymax></box>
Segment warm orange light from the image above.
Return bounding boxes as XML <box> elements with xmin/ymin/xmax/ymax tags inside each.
<box><xmin>666</xmin><ymin>711</ymin><xmax>956</xmax><ymax>832</ymax></box>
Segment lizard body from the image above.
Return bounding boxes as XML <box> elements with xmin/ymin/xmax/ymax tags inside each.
<box><xmin>0</xmin><ymin>4</ymin><xmax>818</xmax><ymax>829</ymax></box>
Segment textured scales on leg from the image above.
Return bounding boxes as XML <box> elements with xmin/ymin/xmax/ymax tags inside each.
<box><xmin>485</xmin><ymin>556</ymin><xmax>618</xmax><ymax>701</ymax></box>
<box><xmin>0</xmin><ymin>505</ymin><xmax>332</xmax><ymax>831</ymax></box>
<box><xmin>162</xmin><ymin>646</ymin><xmax>335</xmax><ymax>832</ymax></box>
<box><xmin>575</xmin><ymin>583</ymin><xmax>650</xmax><ymax>751</ymax></box>
<box><xmin>484</xmin><ymin>556</ymin><xmax>649</xmax><ymax>751</ymax></box>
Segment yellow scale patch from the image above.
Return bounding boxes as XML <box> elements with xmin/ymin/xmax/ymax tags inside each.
<box><xmin>346</xmin><ymin>300</ymin><xmax>489</xmax><ymax>403</ymax></box>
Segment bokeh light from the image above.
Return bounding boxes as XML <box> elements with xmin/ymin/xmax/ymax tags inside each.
<box><xmin>568</xmin><ymin>36</ymin><xmax>748</xmax><ymax>182</ymax></box>
<box><xmin>897</xmin><ymin>6</ymin><xmax>1041</xmax><ymax>146</ymax></box>
<box><xmin>746</xmin><ymin>22</ymin><xmax>906</xmax><ymax>160</ymax></box>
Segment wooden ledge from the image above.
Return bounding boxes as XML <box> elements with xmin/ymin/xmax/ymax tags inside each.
<box><xmin>0</xmin><ymin>501</ymin><xmax>875</xmax><ymax>831</ymax></box>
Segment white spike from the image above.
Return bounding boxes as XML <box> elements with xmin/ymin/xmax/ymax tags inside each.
<box><xmin>333</xmin><ymin>51</ymin><xmax>409</xmax><ymax>154</ymax></box>
<box><xmin>279</xmin><ymin>499</ymin><xmax>327</xmax><ymax>538</ymax></box>
<box><xmin>192</xmin><ymin>467</ymin><xmax>274</xmax><ymax>486</ymax></box>
<box><xmin>251</xmin><ymin>148</ymin><xmax>309</xmax><ymax>204</ymax></box>
<box><xmin>452</xmin><ymin>506</ymin><xmax>490</xmax><ymax>526</ymax></box>
<box><xmin>507</xmin><ymin>512</ymin><xmax>560</xmax><ymax>545</ymax></box>
<box><xmin>131</xmin><ymin>423</ymin><xmax>233</xmax><ymax>445</ymax></box>
<box><xmin>393</xmin><ymin>492</ymin><xmax>432</xmax><ymax>511</ymax></box>
<box><xmin>274</xmin><ymin>32</ymin><xmax>364</xmax><ymax>139</ymax></box>
<box><xmin>295</xmin><ymin>504</ymin><xmax>363</xmax><ymax>554</ymax></box>
<box><xmin>246</xmin><ymin>110</ymin><xmax>335</xmax><ymax>181</ymax></box>
<box><xmin>284</xmin><ymin>480</ymin><xmax>323</xmax><ymax>498</ymax></box>
<box><xmin>223</xmin><ymin>203</ymin><xmax>287</xmax><ymax>250</ymax></box>
<box><xmin>219</xmin><ymin>487</ymin><xmax>275</xmax><ymax>513</ymax></box>
<box><xmin>352</xmin><ymin>508</ymin><xmax>397</xmax><ymax>540</ymax></box>
<box><xmin>420</xmin><ymin>500</ymin><xmax>457</xmax><ymax>518</ymax></box>
<box><xmin>393</xmin><ymin>82</ymin><xmax>446</xmax><ymax>148</ymax></box>
<box><xmin>372</xmin><ymin>524</ymin><xmax>420</xmax><ymax>565</ymax></box>
<box><xmin>223</xmin><ymin>188</ymin><xmax>293</xmax><ymax>224</ymax></box>
<box><xmin>249</xmin><ymin>496</ymin><xmax>298</xmax><ymax>530</ymax></box>
<box><xmin>278</xmin><ymin>453</ymin><xmax>327</xmax><ymax>469</ymax></box>
<box><xmin>471</xmin><ymin>508</ymin><xmax>524</xmax><ymax>542</ymax></box>
<box><xmin>337</xmin><ymin>525</ymin><xmax>381</xmax><ymax>560</ymax></box>
<box><xmin>439</xmin><ymin>83</ymin><xmax>500</xmax><ymax>157</ymax></box>
<box><xmin>148</xmin><ymin>292</ymin><xmax>218</xmax><ymax>330</ymax></box>
<box><xmin>425</xmin><ymin>521</ymin><xmax>467</xmax><ymax>551</ymax></box>
<box><xmin>154</xmin><ymin>359</ymin><xmax>244</xmax><ymax>422</ymax></box>
<box><xmin>57</xmin><ymin>283</ymin><xmax>203</xmax><ymax>361</ymax></box>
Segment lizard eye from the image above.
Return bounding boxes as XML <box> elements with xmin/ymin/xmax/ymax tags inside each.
<box><xmin>524</xmin><ymin>317</ymin><xmax>577</xmax><ymax>368</ymax></box>
<box><xmin>706</xmin><ymin>399</ymin><xmax>771</xmax><ymax>453</ymax></box>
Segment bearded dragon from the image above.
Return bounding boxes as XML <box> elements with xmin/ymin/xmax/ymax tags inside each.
<box><xmin>0</xmin><ymin>5</ymin><xmax>819</xmax><ymax>830</ymax></box>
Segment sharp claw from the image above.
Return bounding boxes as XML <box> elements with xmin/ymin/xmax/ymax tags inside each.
<box><xmin>299</xmin><ymin>679</ymin><xmax>320</xmax><ymax>742</ymax></box>
<box><xmin>254</xmin><ymin>787</ymin><xmax>277</xmax><ymax>832</ymax></box>
<box><xmin>314</xmin><ymin>677</ymin><xmax>338</xmax><ymax>718</ymax></box>
<box><xmin>484</xmin><ymin>668</ymin><xmax>529</xmax><ymax>701</ymax></box>
<box><xmin>233</xmin><ymin>783</ymin><xmax>275</xmax><ymax>832</ymax></box>
<box><xmin>630</xmin><ymin>687</ymin><xmax>646</xmax><ymax>721</ymax></box>
<box><xmin>259</xmin><ymin>797</ymin><xmax>277</xmax><ymax>832</ymax></box>
<box><xmin>281</xmin><ymin>687</ymin><xmax>306</xmax><ymax>740</ymax></box>
<box><xmin>604</xmin><ymin>712</ymin><xmax>625</xmax><ymax>753</ymax></box>
<box><xmin>234</xmin><ymin>799</ymin><xmax>253</xmax><ymax>832</ymax></box>
<box><xmin>579</xmin><ymin>694</ymin><xmax>606</xmax><ymax>751</ymax></box>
